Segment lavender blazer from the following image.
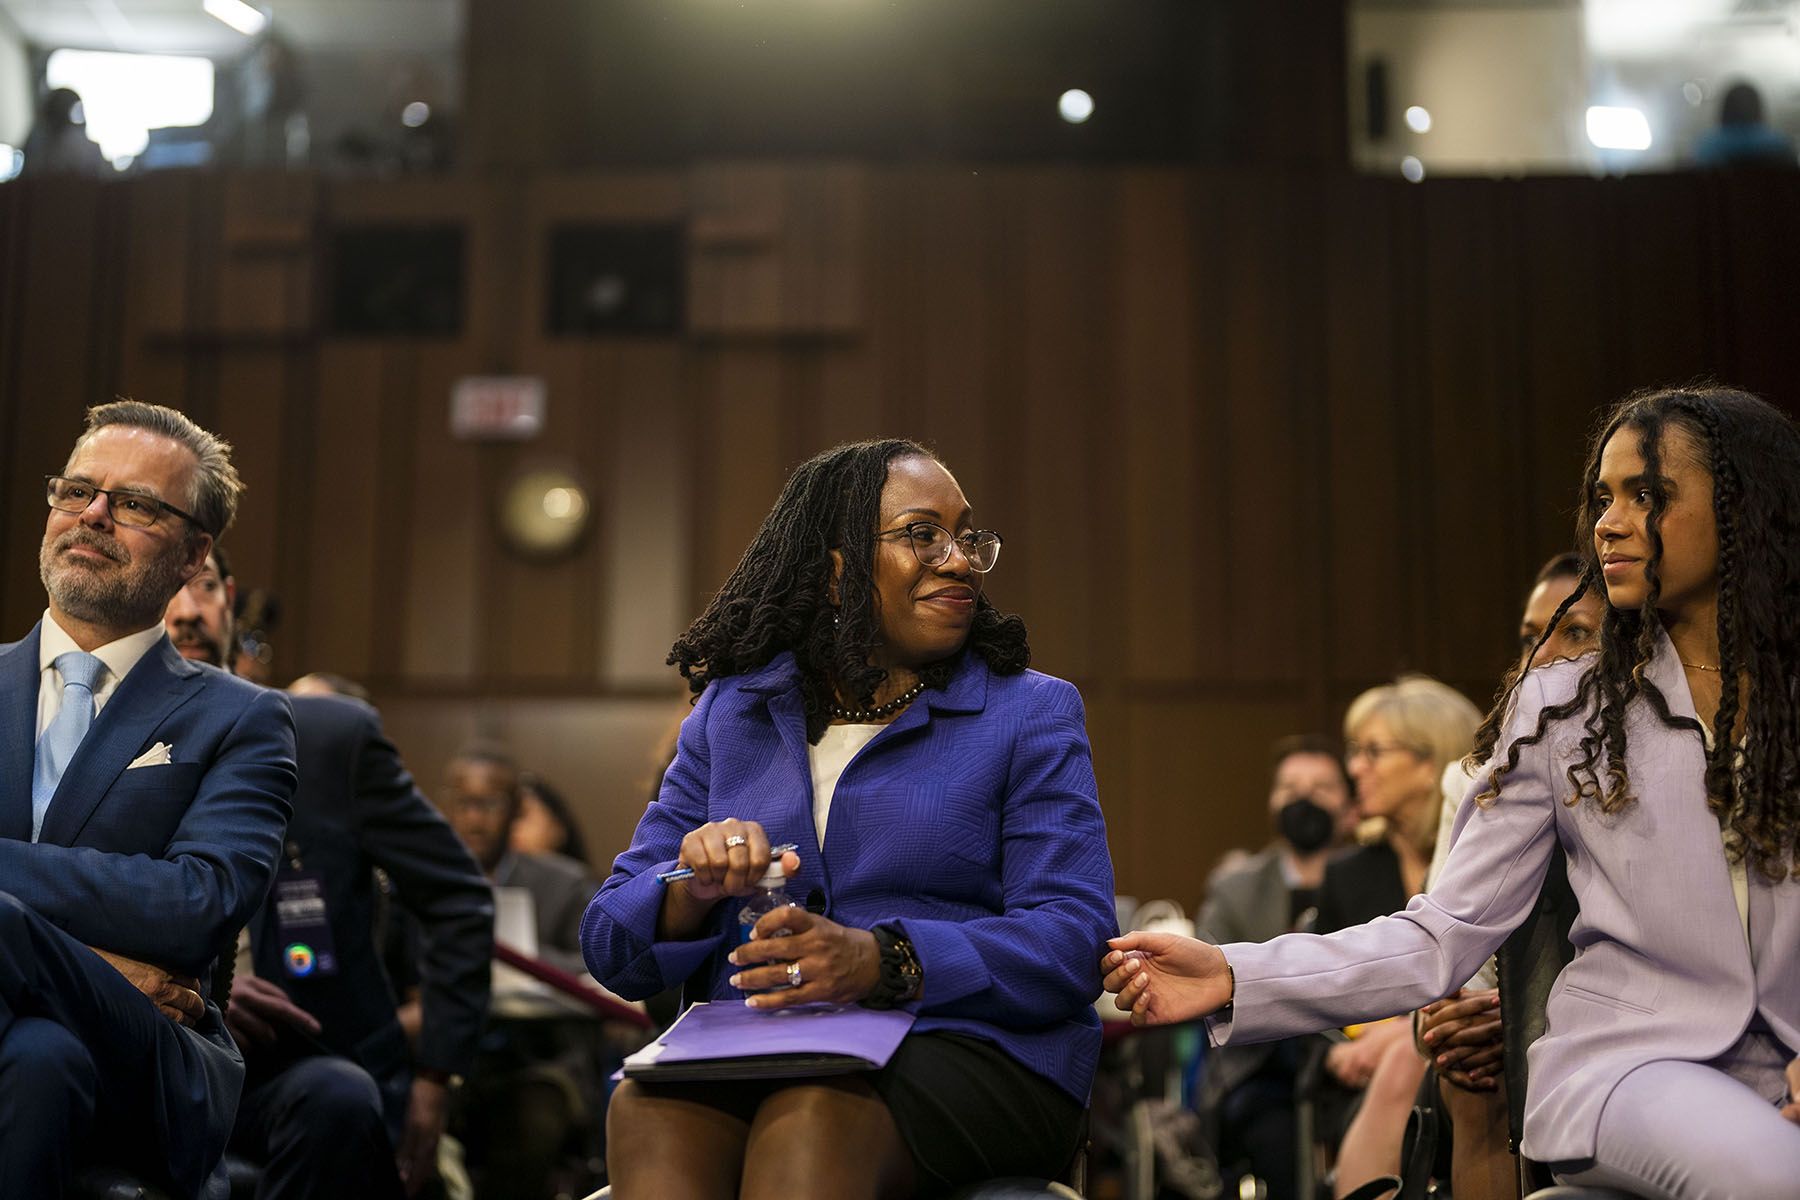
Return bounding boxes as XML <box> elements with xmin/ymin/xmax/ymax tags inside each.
<box><xmin>580</xmin><ymin>651</ymin><xmax>1117</xmax><ymax>1101</ymax></box>
<box><xmin>1209</xmin><ymin>628</ymin><xmax>1800</xmax><ymax>1164</ymax></box>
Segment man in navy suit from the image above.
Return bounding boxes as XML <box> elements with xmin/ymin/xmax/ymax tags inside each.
<box><xmin>0</xmin><ymin>400</ymin><xmax>296</xmax><ymax>1196</ymax></box>
<box><xmin>165</xmin><ymin>546</ymin><xmax>494</xmax><ymax>1199</ymax></box>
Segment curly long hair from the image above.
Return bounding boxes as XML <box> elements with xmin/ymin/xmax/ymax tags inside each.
<box><xmin>1471</xmin><ymin>386</ymin><xmax>1800</xmax><ymax>880</ymax></box>
<box><xmin>668</xmin><ymin>439</ymin><xmax>1030</xmax><ymax>742</ymax></box>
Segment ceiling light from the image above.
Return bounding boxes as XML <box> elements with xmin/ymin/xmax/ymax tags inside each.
<box><xmin>1586</xmin><ymin>106</ymin><xmax>1652</xmax><ymax>151</ymax></box>
<box><xmin>204</xmin><ymin>0</ymin><xmax>268</xmax><ymax>37</ymax></box>
<box><xmin>1400</xmin><ymin>156</ymin><xmax>1425</xmax><ymax>183</ymax></box>
<box><xmin>1058</xmin><ymin>89</ymin><xmax>1094</xmax><ymax>125</ymax></box>
<box><xmin>1404</xmin><ymin>106</ymin><xmax>1432</xmax><ymax>134</ymax></box>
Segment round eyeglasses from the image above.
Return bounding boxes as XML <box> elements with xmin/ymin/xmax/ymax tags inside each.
<box><xmin>46</xmin><ymin>475</ymin><xmax>203</xmax><ymax>532</ymax></box>
<box><xmin>877</xmin><ymin>521</ymin><xmax>1003</xmax><ymax>573</ymax></box>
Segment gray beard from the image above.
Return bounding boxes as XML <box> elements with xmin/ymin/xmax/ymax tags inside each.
<box><xmin>40</xmin><ymin>530</ymin><xmax>188</xmax><ymax>633</ymax></box>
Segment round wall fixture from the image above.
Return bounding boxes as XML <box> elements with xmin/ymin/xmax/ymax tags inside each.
<box><xmin>497</xmin><ymin>467</ymin><xmax>591</xmax><ymax>560</ymax></box>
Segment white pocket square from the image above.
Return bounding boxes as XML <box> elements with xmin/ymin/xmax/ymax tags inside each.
<box><xmin>127</xmin><ymin>742</ymin><xmax>173</xmax><ymax>769</ymax></box>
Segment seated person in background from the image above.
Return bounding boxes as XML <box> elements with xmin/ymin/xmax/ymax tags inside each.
<box><xmin>583</xmin><ymin>438</ymin><xmax>1117</xmax><ymax>1199</ymax></box>
<box><xmin>165</xmin><ymin>545</ymin><xmax>494</xmax><ymax>1199</ymax></box>
<box><xmin>510</xmin><ymin>773</ymin><xmax>592</xmax><ymax>867</ymax></box>
<box><xmin>441</xmin><ymin>744</ymin><xmax>608</xmax><ymax>1200</ymax></box>
<box><xmin>1</xmin><ymin>400</ymin><xmax>295</xmax><ymax>1195</ymax></box>
<box><xmin>1692</xmin><ymin>81</ymin><xmax>1798</xmax><ymax>169</ymax></box>
<box><xmin>288</xmin><ymin>671</ymin><xmax>371</xmax><ymax>702</ymax></box>
<box><xmin>1195</xmin><ymin>734</ymin><xmax>1355</xmax><ymax>1200</ymax></box>
<box><xmin>1323</xmin><ymin>676</ymin><xmax>1480</xmax><ymax>1199</ymax></box>
<box><xmin>1414</xmin><ymin>552</ymin><xmax>1604</xmax><ymax>1200</ymax></box>
<box><xmin>1106</xmin><ymin>386</ymin><xmax>1800</xmax><ymax>1200</ymax></box>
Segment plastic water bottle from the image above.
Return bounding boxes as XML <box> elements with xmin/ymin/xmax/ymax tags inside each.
<box><xmin>737</xmin><ymin>859</ymin><xmax>799</xmax><ymax>948</ymax></box>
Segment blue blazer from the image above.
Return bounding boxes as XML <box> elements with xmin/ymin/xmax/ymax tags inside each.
<box><xmin>582</xmin><ymin>651</ymin><xmax>1117</xmax><ymax>1102</ymax></box>
<box><xmin>0</xmin><ymin>623</ymin><xmax>296</xmax><ymax>1193</ymax></box>
<box><xmin>246</xmin><ymin>695</ymin><xmax>492</xmax><ymax>1119</ymax></box>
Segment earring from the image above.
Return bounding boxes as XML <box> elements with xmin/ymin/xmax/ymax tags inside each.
<box><xmin>832</xmin><ymin>611</ymin><xmax>840</xmax><ymax>633</ymax></box>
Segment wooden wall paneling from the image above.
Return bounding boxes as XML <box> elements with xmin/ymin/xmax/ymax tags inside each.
<box><xmin>217</xmin><ymin>171</ymin><xmax>317</xmax><ymax>336</ymax></box>
<box><xmin>1115</xmin><ymin>695</ymin><xmax>1316</xmax><ymax>906</ymax></box>
<box><xmin>1516</xmin><ymin>178</ymin><xmax>1613</xmax><ymax>556</ymax></box>
<box><xmin>1115</xmin><ymin>169</ymin><xmax>1204</xmax><ymax>682</ymax></box>
<box><xmin>0</xmin><ymin>180</ymin><xmax>24</xmax><ymax>634</ymax></box>
<box><xmin>300</xmin><ymin>343</ymin><xmax>388</xmax><ymax>680</ymax></box>
<box><xmin>1169</xmin><ymin>172</ymin><xmax>1235</xmax><ymax>682</ymax></box>
<box><xmin>2</xmin><ymin>181</ymin><xmax>111</xmax><ymax>633</ymax></box>
<box><xmin>781</xmin><ymin>163</ymin><xmax>866</xmax><ymax>335</ymax></box>
<box><xmin>1320</xmin><ymin>176</ymin><xmax>1410</xmax><ymax>686</ymax></box>
<box><xmin>209</xmin><ymin>347</ymin><xmax>293</xmax><ymax>603</ymax></box>
<box><xmin>801</xmin><ymin>343</ymin><xmax>883</xmax><ymax>451</ymax></box>
<box><xmin>1212</xmin><ymin>172</ymin><xmax>1311</xmax><ymax>683</ymax></box>
<box><xmin>692</xmin><ymin>346</ymin><xmax>790</xmax><ymax>607</ymax></box>
<box><xmin>1706</xmin><ymin>172</ymin><xmax>1800</xmax><ymax>403</ymax></box>
<box><xmin>532</xmin><ymin>172</ymin><xmax>688</xmax><ymax>225</ymax></box>
<box><xmin>1007</xmin><ymin>168</ymin><xmax>1110</xmax><ymax>682</ymax></box>
<box><xmin>482</xmin><ymin>338</ymin><xmax>601</xmax><ymax>685</ymax></box>
<box><xmin>397</xmin><ymin>345</ymin><xmax>483</xmax><ymax>683</ymax></box>
<box><xmin>1605</xmin><ymin>177</ymin><xmax>1713</xmax><ymax>389</ymax></box>
<box><xmin>597</xmin><ymin>341</ymin><xmax>693</xmax><ymax>688</ymax></box>
<box><xmin>687</xmin><ymin>164</ymin><xmax>784</xmax><ymax>336</ymax></box>
<box><xmin>895</xmin><ymin>168</ymin><xmax>1000</xmax><ymax>474</ymax></box>
<box><xmin>124</xmin><ymin>173</ymin><xmax>197</xmax><ymax>340</ymax></box>
<box><xmin>1416</xmin><ymin>180</ymin><xmax>1528</xmax><ymax>686</ymax></box>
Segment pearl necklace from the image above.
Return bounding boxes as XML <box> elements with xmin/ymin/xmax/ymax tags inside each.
<box><xmin>828</xmin><ymin>681</ymin><xmax>924</xmax><ymax>722</ymax></box>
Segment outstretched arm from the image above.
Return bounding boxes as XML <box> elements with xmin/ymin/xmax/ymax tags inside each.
<box><xmin>1101</xmin><ymin>931</ymin><xmax>1234</xmax><ymax>1027</ymax></box>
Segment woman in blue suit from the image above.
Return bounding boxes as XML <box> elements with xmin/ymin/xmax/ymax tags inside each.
<box><xmin>1105</xmin><ymin>386</ymin><xmax>1800</xmax><ymax>1199</ymax></box>
<box><xmin>583</xmin><ymin>439</ymin><xmax>1116</xmax><ymax>1199</ymax></box>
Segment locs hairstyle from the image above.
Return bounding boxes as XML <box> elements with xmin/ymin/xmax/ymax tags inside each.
<box><xmin>1472</xmin><ymin>385</ymin><xmax>1800</xmax><ymax>881</ymax></box>
<box><xmin>668</xmin><ymin>439</ymin><xmax>1029</xmax><ymax>742</ymax></box>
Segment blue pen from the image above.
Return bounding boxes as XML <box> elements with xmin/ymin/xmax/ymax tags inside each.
<box><xmin>657</xmin><ymin>843</ymin><xmax>800</xmax><ymax>884</ymax></box>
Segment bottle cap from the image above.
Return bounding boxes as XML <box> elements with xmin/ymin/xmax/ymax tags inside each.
<box><xmin>757</xmin><ymin>860</ymin><xmax>787</xmax><ymax>886</ymax></box>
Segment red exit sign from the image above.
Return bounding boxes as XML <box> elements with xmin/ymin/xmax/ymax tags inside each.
<box><xmin>451</xmin><ymin>377</ymin><xmax>546</xmax><ymax>440</ymax></box>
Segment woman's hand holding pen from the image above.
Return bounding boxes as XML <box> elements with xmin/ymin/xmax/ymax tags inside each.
<box><xmin>655</xmin><ymin>818</ymin><xmax>801</xmax><ymax>940</ymax></box>
<box><xmin>1101</xmin><ymin>932</ymin><xmax>1233</xmax><ymax>1027</ymax></box>
<box><xmin>729</xmin><ymin>909</ymin><xmax>882</xmax><ymax>1010</ymax></box>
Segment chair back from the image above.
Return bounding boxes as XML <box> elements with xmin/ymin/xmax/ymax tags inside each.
<box><xmin>1495</xmin><ymin>842</ymin><xmax>1578</xmax><ymax>1158</ymax></box>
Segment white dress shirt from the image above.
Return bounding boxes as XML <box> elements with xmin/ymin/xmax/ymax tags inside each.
<box><xmin>36</xmin><ymin>609</ymin><xmax>167</xmax><ymax>740</ymax></box>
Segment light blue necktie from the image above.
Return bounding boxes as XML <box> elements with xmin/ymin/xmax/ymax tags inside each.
<box><xmin>32</xmin><ymin>651</ymin><xmax>106</xmax><ymax>842</ymax></box>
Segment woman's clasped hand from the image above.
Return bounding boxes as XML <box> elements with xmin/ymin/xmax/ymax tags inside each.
<box><xmin>728</xmin><ymin>907</ymin><xmax>883</xmax><ymax>1009</ymax></box>
<box><xmin>1101</xmin><ymin>931</ymin><xmax>1232</xmax><ymax>1026</ymax></box>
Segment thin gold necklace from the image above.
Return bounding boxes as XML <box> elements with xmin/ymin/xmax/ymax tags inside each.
<box><xmin>1681</xmin><ymin>660</ymin><xmax>1721</xmax><ymax>672</ymax></box>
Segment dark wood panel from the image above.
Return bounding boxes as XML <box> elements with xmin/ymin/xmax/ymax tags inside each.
<box><xmin>1116</xmin><ymin>171</ymin><xmax>1205</xmax><ymax>682</ymax></box>
<box><xmin>9</xmin><ymin>162</ymin><xmax>1800</xmax><ymax>904</ymax></box>
<box><xmin>1418</xmin><ymin>181</ymin><xmax>1528</xmax><ymax>680</ymax></box>
<box><xmin>1012</xmin><ymin>168</ymin><xmax>1110</xmax><ymax>681</ymax></box>
<box><xmin>1213</xmin><ymin>173</ymin><xmax>1312</xmax><ymax>682</ymax></box>
<box><xmin>1322</xmin><ymin>176</ymin><xmax>1412</xmax><ymax>684</ymax></box>
<box><xmin>299</xmin><ymin>343</ymin><xmax>389</xmax><ymax>680</ymax></box>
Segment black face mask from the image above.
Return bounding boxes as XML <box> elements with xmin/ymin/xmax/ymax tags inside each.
<box><xmin>1277</xmin><ymin>796</ymin><xmax>1336</xmax><ymax>855</ymax></box>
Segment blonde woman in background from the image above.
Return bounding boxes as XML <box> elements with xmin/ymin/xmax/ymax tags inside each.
<box><xmin>1319</xmin><ymin>676</ymin><xmax>1482</xmax><ymax>1199</ymax></box>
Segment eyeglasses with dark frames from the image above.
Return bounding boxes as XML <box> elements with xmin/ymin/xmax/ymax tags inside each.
<box><xmin>46</xmin><ymin>475</ymin><xmax>204</xmax><ymax>532</ymax></box>
<box><xmin>1344</xmin><ymin>739</ymin><xmax>1424</xmax><ymax>763</ymax></box>
<box><xmin>876</xmin><ymin>521</ymin><xmax>1003</xmax><ymax>573</ymax></box>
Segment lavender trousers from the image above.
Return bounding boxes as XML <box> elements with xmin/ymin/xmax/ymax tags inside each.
<box><xmin>1555</xmin><ymin>1026</ymin><xmax>1800</xmax><ymax>1200</ymax></box>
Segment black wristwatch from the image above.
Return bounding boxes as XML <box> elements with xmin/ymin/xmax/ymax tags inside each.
<box><xmin>864</xmin><ymin>924</ymin><xmax>923</xmax><ymax>1009</ymax></box>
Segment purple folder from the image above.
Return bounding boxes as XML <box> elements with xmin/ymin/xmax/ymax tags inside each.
<box><xmin>621</xmin><ymin>1001</ymin><xmax>917</xmax><ymax>1081</ymax></box>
